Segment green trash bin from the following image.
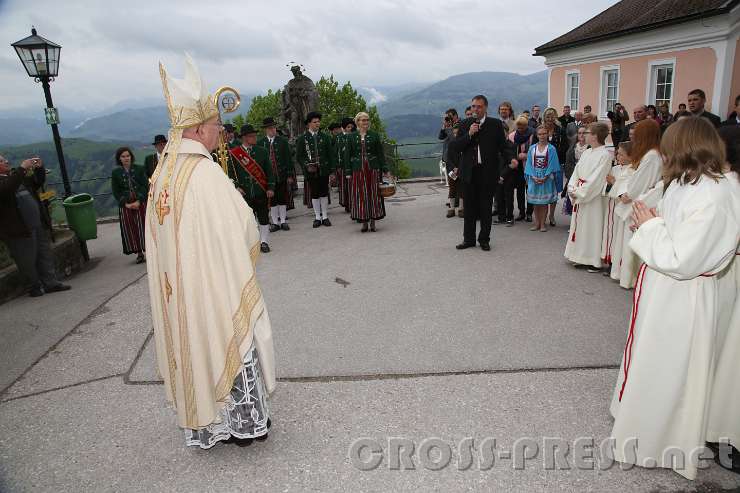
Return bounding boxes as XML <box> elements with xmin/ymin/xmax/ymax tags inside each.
<box><xmin>63</xmin><ymin>193</ymin><xmax>98</xmax><ymax>240</ymax></box>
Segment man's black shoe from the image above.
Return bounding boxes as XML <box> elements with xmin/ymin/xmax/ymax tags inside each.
<box><xmin>313</xmin><ymin>219</ymin><xmax>321</xmax><ymax>228</ymax></box>
<box><xmin>515</xmin><ymin>214</ymin><xmax>526</xmax><ymax>221</ymax></box>
<box><xmin>480</xmin><ymin>242</ymin><xmax>491</xmax><ymax>251</ymax></box>
<box><xmin>456</xmin><ymin>242</ymin><xmax>475</xmax><ymax>250</ymax></box>
<box><xmin>269</xmin><ymin>224</ymin><xmax>280</xmax><ymax>233</ymax></box>
<box><xmin>493</xmin><ymin>218</ymin><xmax>502</xmax><ymax>224</ymax></box>
<box><xmin>260</xmin><ymin>242</ymin><xmax>270</xmax><ymax>253</ymax></box>
<box><xmin>525</xmin><ymin>214</ymin><xmax>532</xmax><ymax>222</ymax></box>
<box><xmin>280</xmin><ymin>223</ymin><xmax>290</xmax><ymax>231</ymax></box>
<box><xmin>322</xmin><ymin>218</ymin><xmax>332</xmax><ymax>227</ymax></box>
<box><xmin>506</xmin><ymin>220</ymin><xmax>514</xmax><ymax>227</ymax></box>
<box><xmin>29</xmin><ymin>286</ymin><xmax>44</xmax><ymax>297</ymax></box>
<box><xmin>45</xmin><ymin>284</ymin><xmax>71</xmax><ymax>293</ymax></box>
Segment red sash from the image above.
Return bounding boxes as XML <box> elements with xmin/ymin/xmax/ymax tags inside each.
<box><xmin>229</xmin><ymin>146</ymin><xmax>268</xmax><ymax>192</ymax></box>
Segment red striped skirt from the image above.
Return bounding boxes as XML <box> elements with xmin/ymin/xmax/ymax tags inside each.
<box><xmin>350</xmin><ymin>166</ymin><xmax>385</xmax><ymax>221</ymax></box>
<box><xmin>118</xmin><ymin>203</ymin><xmax>146</xmax><ymax>254</ymax></box>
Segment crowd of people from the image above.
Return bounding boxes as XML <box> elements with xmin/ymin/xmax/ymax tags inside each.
<box><xmin>441</xmin><ymin>88</ymin><xmax>739</xmax><ymax>478</ymax></box>
<box><xmin>3</xmin><ymin>52</ymin><xmax>739</xmax><ymax>480</ymax></box>
<box><xmin>106</xmin><ymin>110</ymin><xmax>393</xmax><ymax>260</ymax></box>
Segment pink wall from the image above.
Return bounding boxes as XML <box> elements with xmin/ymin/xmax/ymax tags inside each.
<box><xmin>729</xmin><ymin>38</ymin><xmax>740</xmax><ymax>117</ymax></box>
<box><xmin>549</xmin><ymin>47</ymin><xmax>717</xmax><ymax>116</ymax></box>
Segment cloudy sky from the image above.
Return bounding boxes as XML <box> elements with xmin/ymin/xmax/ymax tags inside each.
<box><xmin>1</xmin><ymin>0</ymin><xmax>617</xmax><ymax>112</ymax></box>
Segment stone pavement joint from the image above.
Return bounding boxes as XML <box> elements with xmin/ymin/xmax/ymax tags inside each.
<box><xmin>0</xmin><ymin>271</ymin><xmax>146</xmax><ymax>398</ymax></box>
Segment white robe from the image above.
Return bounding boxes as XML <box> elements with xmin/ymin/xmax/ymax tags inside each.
<box><xmin>145</xmin><ymin>138</ymin><xmax>276</xmax><ymax>430</ymax></box>
<box><xmin>564</xmin><ymin>146</ymin><xmax>612</xmax><ymax>268</ymax></box>
<box><xmin>609</xmin><ymin>173</ymin><xmax>740</xmax><ymax>480</ymax></box>
<box><xmin>601</xmin><ymin>164</ymin><xmax>633</xmax><ymax>268</ymax></box>
<box><xmin>706</xmin><ymin>171</ymin><xmax>740</xmax><ymax>449</ymax></box>
<box><xmin>615</xmin><ymin>150</ymin><xmax>663</xmax><ymax>288</ymax></box>
<box><xmin>610</xmin><ymin>179</ymin><xmax>662</xmax><ymax>281</ymax></box>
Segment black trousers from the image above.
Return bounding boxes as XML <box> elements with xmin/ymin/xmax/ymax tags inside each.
<box><xmin>307</xmin><ymin>174</ymin><xmax>329</xmax><ymax>199</ymax></box>
<box><xmin>463</xmin><ymin>166</ymin><xmax>494</xmax><ymax>244</ymax></box>
<box><xmin>5</xmin><ymin>225</ymin><xmax>60</xmax><ymax>290</ymax></box>
<box><xmin>247</xmin><ymin>197</ymin><xmax>270</xmax><ymax>225</ymax></box>
<box><xmin>274</xmin><ymin>180</ymin><xmax>290</xmax><ymax>206</ymax></box>
<box><xmin>503</xmin><ymin>169</ymin><xmax>526</xmax><ymax>220</ymax></box>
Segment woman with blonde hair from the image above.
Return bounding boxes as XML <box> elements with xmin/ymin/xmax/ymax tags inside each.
<box><xmin>613</xmin><ymin>119</ymin><xmax>663</xmax><ymax>287</ymax></box>
<box><xmin>344</xmin><ymin>112</ymin><xmax>391</xmax><ymax>232</ymax></box>
<box><xmin>609</xmin><ymin>117</ymin><xmax>740</xmax><ymax>480</ymax></box>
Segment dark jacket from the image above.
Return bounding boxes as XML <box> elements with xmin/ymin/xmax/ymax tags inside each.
<box><xmin>449</xmin><ymin>116</ymin><xmax>513</xmax><ymax>185</ymax></box>
<box><xmin>111</xmin><ymin>166</ymin><xmax>148</xmax><ymax>208</ymax></box>
<box><xmin>143</xmin><ymin>154</ymin><xmax>158</xmax><ymax>179</ymax></box>
<box><xmin>295</xmin><ymin>130</ymin><xmax>335</xmax><ymax>177</ymax></box>
<box><xmin>344</xmin><ymin>131</ymin><xmax>388</xmax><ymax>174</ymax></box>
<box><xmin>697</xmin><ymin>110</ymin><xmax>722</xmax><ymax>128</ymax></box>
<box><xmin>0</xmin><ymin>166</ymin><xmax>50</xmax><ymax>240</ymax></box>
<box><xmin>256</xmin><ymin>135</ymin><xmax>294</xmax><ymax>182</ymax></box>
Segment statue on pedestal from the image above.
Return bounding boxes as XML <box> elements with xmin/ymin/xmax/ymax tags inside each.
<box><xmin>281</xmin><ymin>65</ymin><xmax>319</xmax><ymax>141</ymax></box>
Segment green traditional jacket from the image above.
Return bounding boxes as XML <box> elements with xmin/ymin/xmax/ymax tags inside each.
<box><xmin>227</xmin><ymin>145</ymin><xmax>275</xmax><ymax>202</ymax></box>
<box><xmin>256</xmin><ymin>135</ymin><xmax>294</xmax><ymax>183</ymax></box>
<box><xmin>143</xmin><ymin>154</ymin><xmax>159</xmax><ymax>178</ymax></box>
<box><xmin>334</xmin><ymin>132</ymin><xmax>351</xmax><ymax>172</ymax></box>
<box><xmin>111</xmin><ymin>165</ymin><xmax>148</xmax><ymax>207</ymax></box>
<box><xmin>344</xmin><ymin>131</ymin><xmax>388</xmax><ymax>174</ymax></box>
<box><xmin>228</xmin><ymin>138</ymin><xmax>241</xmax><ymax>149</ymax></box>
<box><xmin>295</xmin><ymin>130</ymin><xmax>335</xmax><ymax>177</ymax></box>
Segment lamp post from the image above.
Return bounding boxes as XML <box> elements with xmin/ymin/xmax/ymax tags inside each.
<box><xmin>11</xmin><ymin>27</ymin><xmax>71</xmax><ymax>198</ymax></box>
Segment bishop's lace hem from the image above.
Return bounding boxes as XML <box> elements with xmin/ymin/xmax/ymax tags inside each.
<box><xmin>184</xmin><ymin>343</ymin><xmax>270</xmax><ymax>449</ymax></box>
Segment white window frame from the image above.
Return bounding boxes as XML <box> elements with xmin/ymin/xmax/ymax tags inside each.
<box><xmin>564</xmin><ymin>70</ymin><xmax>580</xmax><ymax>112</ymax></box>
<box><xmin>599</xmin><ymin>64</ymin><xmax>620</xmax><ymax>119</ymax></box>
<box><xmin>646</xmin><ymin>58</ymin><xmax>676</xmax><ymax>111</ymax></box>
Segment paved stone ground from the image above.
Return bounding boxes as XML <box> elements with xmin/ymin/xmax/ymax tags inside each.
<box><xmin>1</xmin><ymin>182</ymin><xmax>738</xmax><ymax>492</ymax></box>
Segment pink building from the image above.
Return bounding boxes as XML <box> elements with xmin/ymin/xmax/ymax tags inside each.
<box><xmin>534</xmin><ymin>0</ymin><xmax>740</xmax><ymax>121</ymax></box>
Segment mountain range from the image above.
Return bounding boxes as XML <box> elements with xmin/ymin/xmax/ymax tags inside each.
<box><xmin>0</xmin><ymin>71</ymin><xmax>546</xmax><ymax>145</ymax></box>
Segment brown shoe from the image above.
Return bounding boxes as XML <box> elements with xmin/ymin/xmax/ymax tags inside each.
<box><xmin>457</xmin><ymin>209</ymin><xmax>464</xmax><ymax>218</ymax></box>
<box><xmin>446</xmin><ymin>209</ymin><xmax>455</xmax><ymax>218</ymax></box>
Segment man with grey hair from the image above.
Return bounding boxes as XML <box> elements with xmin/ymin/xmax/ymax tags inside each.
<box><xmin>625</xmin><ymin>105</ymin><xmax>647</xmax><ymax>134</ymax></box>
<box><xmin>0</xmin><ymin>154</ymin><xmax>70</xmax><ymax>297</ymax></box>
<box><xmin>566</xmin><ymin>111</ymin><xmax>584</xmax><ymax>144</ymax></box>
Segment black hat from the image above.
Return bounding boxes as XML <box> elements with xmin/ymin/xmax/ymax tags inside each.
<box><xmin>223</xmin><ymin>123</ymin><xmax>235</xmax><ymax>133</ymax></box>
<box><xmin>341</xmin><ymin>117</ymin><xmax>355</xmax><ymax>129</ymax></box>
<box><xmin>239</xmin><ymin>124</ymin><xmax>257</xmax><ymax>137</ymax></box>
<box><xmin>152</xmin><ymin>134</ymin><xmax>167</xmax><ymax>145</ymax></box>
<box><xmin>328</xmin><ymin>122</ymin><xmax>341</xmax><ymax>131</ymax></box>
<box><xmin>305</xmin><ymin>111</ymin><xmax>322</xmax><ymax>125</ymax></box>
<box><xmin>261</xmin><ymin>117</ymin><xmax>278</xmax><ymax>128</ymax></box>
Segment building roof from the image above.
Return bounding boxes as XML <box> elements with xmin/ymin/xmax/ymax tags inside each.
<box><xmin>534</xmin><ymin>0</ymin><xmax>739</xmax><ymax>56</ymax></box>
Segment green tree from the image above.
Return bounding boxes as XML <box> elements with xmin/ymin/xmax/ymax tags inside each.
<box><xmin>245</xmin><ymin>89</ymin><xmax>282</xmax><ymax>132</ymax></box>
<box><xmin>242</xmin><ymin>76</ymin><xmax>410</xmax><ymax>178</ymax></box>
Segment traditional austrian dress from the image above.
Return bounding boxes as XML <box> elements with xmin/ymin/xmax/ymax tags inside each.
<box><xmin>524</xmin><ymin>143</ymin><xmax>561</xmax><ymax>205</ymax></box>
<box><xmin>346</xmin><ymin>131</ymin><xmax>387</xmax><ymax>221</ymax></box>
<box><xmin>111</xmin><ymin>165</ymin><xmax>148</xmax><ymax>255</ymax></box>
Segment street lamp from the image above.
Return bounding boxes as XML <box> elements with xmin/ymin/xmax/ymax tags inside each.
<box><xmin>11</xmin><ymin>27</ymin><xmax>71</xmax><ymax>198</ymax></box>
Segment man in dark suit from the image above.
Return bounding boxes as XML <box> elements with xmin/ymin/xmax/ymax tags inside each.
<box><xmin>449</xmin><ymin>95</ymin><xmax>515</xmax><ymax>251</ymax></box>
<box><xmin>143</xmin><ymin>134</ymin><xmax>167</xmax><ymax>178</ymax></box>
<box><xmin>1</xmin><ymin>155</ymin><xmax>70</xmax><ymax>297</ymax></box>
<box><xmin>687</xmin><ymin>88</ymin><xmax>721</xmax><ymax>128</ymax></box>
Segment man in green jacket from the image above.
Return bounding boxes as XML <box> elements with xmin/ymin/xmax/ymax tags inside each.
<box><xmin>257</xmin><ymin>117</ymin><xmax>294</xmax><ymax>232</ymax></box>
<box><xmin>228</xmin><ymin>124</ymin><xmax>275</xmax><ymax>252</ymax></box>
<box><xmin>295</xmin><ymin>111</ymin><xmax>335</xmax><ymax>227</ymax></box>
<box><xmin>143</xmin><ymin>134</ymin><xmax>167</xmax><ymax>178</ymax></box>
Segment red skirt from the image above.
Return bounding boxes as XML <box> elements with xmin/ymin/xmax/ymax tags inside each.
<box><xmin>118</xmin><ymin>203</ymin><xmax>146</xmax><ymax>254</ymax></box>
<box><xmin>350</xmin><ymin>166</ymin><xmax>385</xmax><ymax>221</ymax></box>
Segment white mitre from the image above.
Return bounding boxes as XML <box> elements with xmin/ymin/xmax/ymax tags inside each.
<box><xmin>152</xmin><ymin>54</ymin><xmax>218</xmax><ymax>182</ymax></box>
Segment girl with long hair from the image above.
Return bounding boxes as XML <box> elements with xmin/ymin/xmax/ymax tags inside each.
<box><xmin>609</xmin><ymin>117</ymin><xmax>740</xmax><ymax>480</ymax></box>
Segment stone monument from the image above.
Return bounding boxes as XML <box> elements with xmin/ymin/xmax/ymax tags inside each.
<box><xmin>281</xmin><ymin>65</ymin><xmax>319</xmax><ymax>141</ymax></box>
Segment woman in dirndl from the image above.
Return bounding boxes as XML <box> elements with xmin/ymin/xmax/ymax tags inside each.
<box><xmin>344</xmin><ymin>112</ymin><xmax>391</xmax><ymax>232</ymax></box>
<box><xmin>111</xmin><ymin>147</ymin><xmax>148</xmax><ymax>263</ymax></box>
